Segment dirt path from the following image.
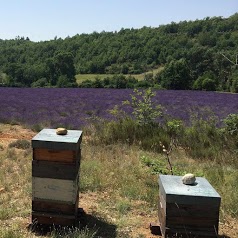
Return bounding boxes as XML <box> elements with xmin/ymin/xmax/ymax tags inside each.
<box><xmin>0</xmin><ymin>124</ymin><xmax>35</xmax><ymax>148</ymax></box>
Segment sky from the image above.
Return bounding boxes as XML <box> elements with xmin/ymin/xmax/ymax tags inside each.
<box><xmin>0</xmin><ymin>0</ymin><xmax>237</xmax><ymax>42</ymax></box>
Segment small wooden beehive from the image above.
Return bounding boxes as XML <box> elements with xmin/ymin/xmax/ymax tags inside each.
<box><xmin>158</xmin><ymin>175</ymin><xmax>221</xmax><ymax>237</ymax></box>
<box><xmin>31</xmin><ymin>128</ymin><xmax>82</xmax><ymax>226</ymax></box>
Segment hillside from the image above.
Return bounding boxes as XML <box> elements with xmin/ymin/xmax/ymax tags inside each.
<box><xmin>0</xmin><ymin>13</ymin><xmax>238</xmax><ymax>90</ymax></box>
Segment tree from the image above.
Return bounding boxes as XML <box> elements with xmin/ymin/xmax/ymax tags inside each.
<box><xmin>46</xmin><ymin>52</ymin><xmax>77</xmax><ymax>86</ymax></box>
<box><xmin>114</xmin><ymin>75</ymin><xmax>127</xmax><ymax>88</ymax></box>
<box><xmin>56</xmin><ymin>75</ymin><xmax>77</xmax><ymax>88</ymax></box>
<box><xmin>193</xmin><ymin>71</ymin><xmax>217</xmax><ymax>91</ymax></box>
<box><xmin>4</xmin><ymin>63</ymin><xmax>24</xmax><ymax>86</ymax></box>
<box><xmin>53</xmin><ymin>52</ymin><xmax>76</xmax><ymax>79</ymax></box>
<box><xmin>93</xmin><ymin>77</ymin><xmax>103</xmax><ymax>88</ymax></box>
<box><xmin>202</xmin><ymin>78</ymin><xmax>216</xmax><ymax>91</ymax></box>
<box><xmin>123</xmin><ymin>88</ymin><xmax>163</xmax><ymax>125</ymax></box>
<box><xmin>159</xmin><ymin>59</ymin><xmax>192</xmax><ymax>90</ymax></box>
<box><xmin>231</xmin><ymin>70</ymin><xmax>238</xmax><ymax>93</ymax></box>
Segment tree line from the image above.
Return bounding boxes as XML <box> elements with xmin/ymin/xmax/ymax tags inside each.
<box><xmin>0</xmin><ymin>13</ymin><xmax>238</xmax><ymax>91</ymax></box>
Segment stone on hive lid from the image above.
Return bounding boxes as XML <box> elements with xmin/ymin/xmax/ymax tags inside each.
<box><xmin>182</xmin><ymin>173</ymin><xmax>196</xmax><ymax>185</ymax></box>
<box><xmin>56</xmin><ymin>127</ymin><xmax>68</xmax><ymax>135</ymax></box>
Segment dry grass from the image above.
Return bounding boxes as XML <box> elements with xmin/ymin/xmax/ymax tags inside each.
<box><xmin>0</xmin><ymin>148</ymin><xmax>32</xmax><ymax>238</ymax></box>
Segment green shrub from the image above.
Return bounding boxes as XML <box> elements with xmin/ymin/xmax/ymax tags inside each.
<box><xmin>97</xmin><ymin>118</ymin><xmax>170</xmax><ymax>152</ymax></box>
<box><xmin>96</xmin><ymin>88</ymin><xmax>172</xmax><ymax>151</ymax></box>
<box><xmin>140</xmin><ymin>155</ymin><xmax>170</xmax><ymax>174</ymax></box>
<box><xmin>223</xmin><ymin>113</ymin><xmax>238</xmax><ymax>136</ymax></box>
<box><xmin>123</xmin><ymin>88</ymin><xmax>163</xmax><ymax>125</ymax></box>
<box><xmin>140</xmin><ymin>155</ymin><xmax>185</xmax><ymax>175</ymax></box>
<box><xmin>179</xmin><ymin>112</ymin><xmax>225</xmax><ymax>158</ymax></box>
<box><xmin>8</xmin><ymin>139</ymin><xmax>31</xmax><ymax>150</ymax></box>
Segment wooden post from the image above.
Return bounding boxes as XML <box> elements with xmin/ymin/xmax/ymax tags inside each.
<box><xmin>31</xmin><ymin>128</ymin><xmax>82</xmax><ymax>226</ymax></box>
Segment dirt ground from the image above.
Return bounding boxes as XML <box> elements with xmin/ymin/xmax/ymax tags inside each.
<box><xmin>79</xmin><ymin>192</ymin><xmax>238</xmax><ymax>238</ymax></box>
<box><xmin>0</xmin><ymin>124</ymin><xmax>238</xmax><ymax>238</ymax></box>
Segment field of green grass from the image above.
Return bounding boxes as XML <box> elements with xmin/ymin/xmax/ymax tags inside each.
<box><xmin>75</xmin><ymin>67</ymin><xmax>164</xmax><ymax>84</ymax></box>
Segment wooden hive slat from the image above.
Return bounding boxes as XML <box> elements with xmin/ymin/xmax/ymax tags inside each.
<box><xmin>32</xmin><ymin>177</ymin><xmax>79</xmax><ymax>203</ymax></box>
<box><xmin>32</xmin><ymin>160</ymin><xmax>80</xmax><ymax>180</ymax></box>
<box><xmin>32</xmin><ymin>211</ymin><xmax>77</xmax><ymax>226</ymax></box>
<box><xmin>32</xmin><ymin>195</ymin><xmax>79</xmax><ymax>215</ymax></box>
<box><xmin>33</xmin><ymin>148</ymin><xmax>81</xmax><ymax>163</ymax></box>
<box><xmin>166</xmin><ymin>216</ymin><xmax>219</xmax><ymax>227</ymax></box>
<box><xmin>166</xmin><ymin>202</ymin><xmax>219</xmax><ymax>218</ymax></box>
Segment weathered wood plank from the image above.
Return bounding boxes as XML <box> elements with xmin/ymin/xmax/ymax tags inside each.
<box><xmin>32</xmin><ymin>195</ymin><xmax>79</xmax><ymax>215</ymax></box>
<box><xmin>158</xmin><ymin>196</ymin><xmax>166</xmax><ymax>237</ymax></box>
<box><xmin>33</xmin><ymin>148</ymin><xmax>81</xmax><ymax>163</ymax></box>
<box><xmin>32</xmin><ymin>160</ymin><xmax>80</xmax><ymax>180</ymax></box>
<box><xmin>32</xmin><ymin>211</ymin><xmax>77</xmax><ymax>226</ymax></box>
<box><xmin>166</xmin><ymin>227</ymin><xmax>218</xmax><ymax>238</ymax></box>
<box><xmin>166</xmin><ymin>203</ymin><xmax>219</xmax><ymax>218</ymax></box>
<box><xmin>167</xmin><ymin>216</ymin><xmax>219</xmax><ymax>227</ymax></box>
<box><xmin>159</xmin><ymin>191</ymin><xmax>166</xmax><ymax>213</ymax></box>
<box><xmin>32</xmin><ymin>177</ymin><xmax>78</xmax><ymax>203</ymax></box>
<box><xmin>165</xmin><ymin>221</ymin><xmax>219</xmax><ymax>237</ymax></box>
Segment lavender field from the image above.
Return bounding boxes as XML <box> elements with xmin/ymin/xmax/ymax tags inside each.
<box><xmin>1</xmin><ymin>88</ymin><xmax>238</xmax><ymax>129</ymax></box>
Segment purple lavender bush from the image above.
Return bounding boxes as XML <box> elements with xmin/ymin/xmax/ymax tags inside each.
<box><xmin>1</xmin><ymin>88</ymin><xmax>238</xmax><ymax>130</ymax></box>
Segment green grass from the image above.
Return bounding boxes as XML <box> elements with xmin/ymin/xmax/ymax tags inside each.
<box><xmin>50</xmin><ymin>227</ymin><xmax>97</xmax><ymax>238</ymax></box>
<box><xmin>75</xmin><ymin>66</ymin><xmax>164</xmax><ymax>84</ymax></box>
<box><xmin>75</xmin><ymin>74</ymin><xmax>110</xmax><ymax>84</ymax></box>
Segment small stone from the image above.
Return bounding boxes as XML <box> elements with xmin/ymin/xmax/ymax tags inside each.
<box><xmin>182</xmin><ymin>173</ymin><xmax>196</xmax><ymax>185</ymax></box>
<box><xmin>56</xmin><ymin>127</ymin><xmax>67</xmax><ymax>135</ymax></box>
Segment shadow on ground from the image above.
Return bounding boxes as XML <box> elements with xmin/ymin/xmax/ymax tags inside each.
<box><xmin>27</xmin><ymin>209</ymin><xmax>117</xmax><ymax>237</ymax></box>
<box><xmin>84</xmin><ymin>213</ymin><xmax>117</xmax><ymax>238</ymax></box>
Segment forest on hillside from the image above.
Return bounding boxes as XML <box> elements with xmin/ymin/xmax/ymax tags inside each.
<box><xmin>0</xmin><ymin>13</ymin><xmax>238</xmax><ymax>91</ymax></box>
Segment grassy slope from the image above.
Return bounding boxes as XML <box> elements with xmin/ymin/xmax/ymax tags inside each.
<box><xmin>0</xmin><ymin>123</ymin><xmax>237</xmax><ymax>237</ymax></box>
<box><xmin>75</xmin><ymin>67</ymin><xmax>164</xmax><ymax>84</ymax></box>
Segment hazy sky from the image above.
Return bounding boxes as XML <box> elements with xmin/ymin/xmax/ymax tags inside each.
<box><xmin>0</xmin><ymin>0</ymin><xmax>237</xmax><ymax>42</ymax></box>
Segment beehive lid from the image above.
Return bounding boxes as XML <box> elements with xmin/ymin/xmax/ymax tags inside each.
<box><xmin>32</xmin><ymin>129</ymin><xmax>83</xmax><ymax>150</ymax></box>
<box><xmin>158</xmin><ymin>175</ymin><xmax>221</xmax><ymax>206</ymax></box>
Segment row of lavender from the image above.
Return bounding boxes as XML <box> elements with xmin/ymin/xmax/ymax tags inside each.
<box><xmin>1</xmin><ymin>88</ymin><xmax>238</xmax><ymax>129</ymax></box>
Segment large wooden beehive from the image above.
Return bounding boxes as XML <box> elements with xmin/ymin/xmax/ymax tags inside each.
<box><xmin>158</xmin><ymin>175</ymin><xmax>221</xmax><ymax>237</ymax></box>
<box><xmin>31</xmin><ymin>128</ymin><xmax>82</xmax><ymax>226</ymax></box>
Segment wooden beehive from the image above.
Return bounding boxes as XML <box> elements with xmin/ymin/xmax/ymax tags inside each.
<box><xmin>31</xmin><ymin>128</ymin><xmax>82</xmax><ymax>226</ymax></box>
<box><xmin>158</xmin><ymin>175</ymin><xmax>221</xmax><ymax>237</ymax></box>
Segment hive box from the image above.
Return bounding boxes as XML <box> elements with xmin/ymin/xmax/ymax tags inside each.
<box><xmin>158</xmin><ymin>175</ymin><xmax>221</xmax><ymax>237</ymax></box>
<box><xmin>32</xmin><ymin>128</ymin><xmax>82</xmax><ymax>226</ymax></box>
